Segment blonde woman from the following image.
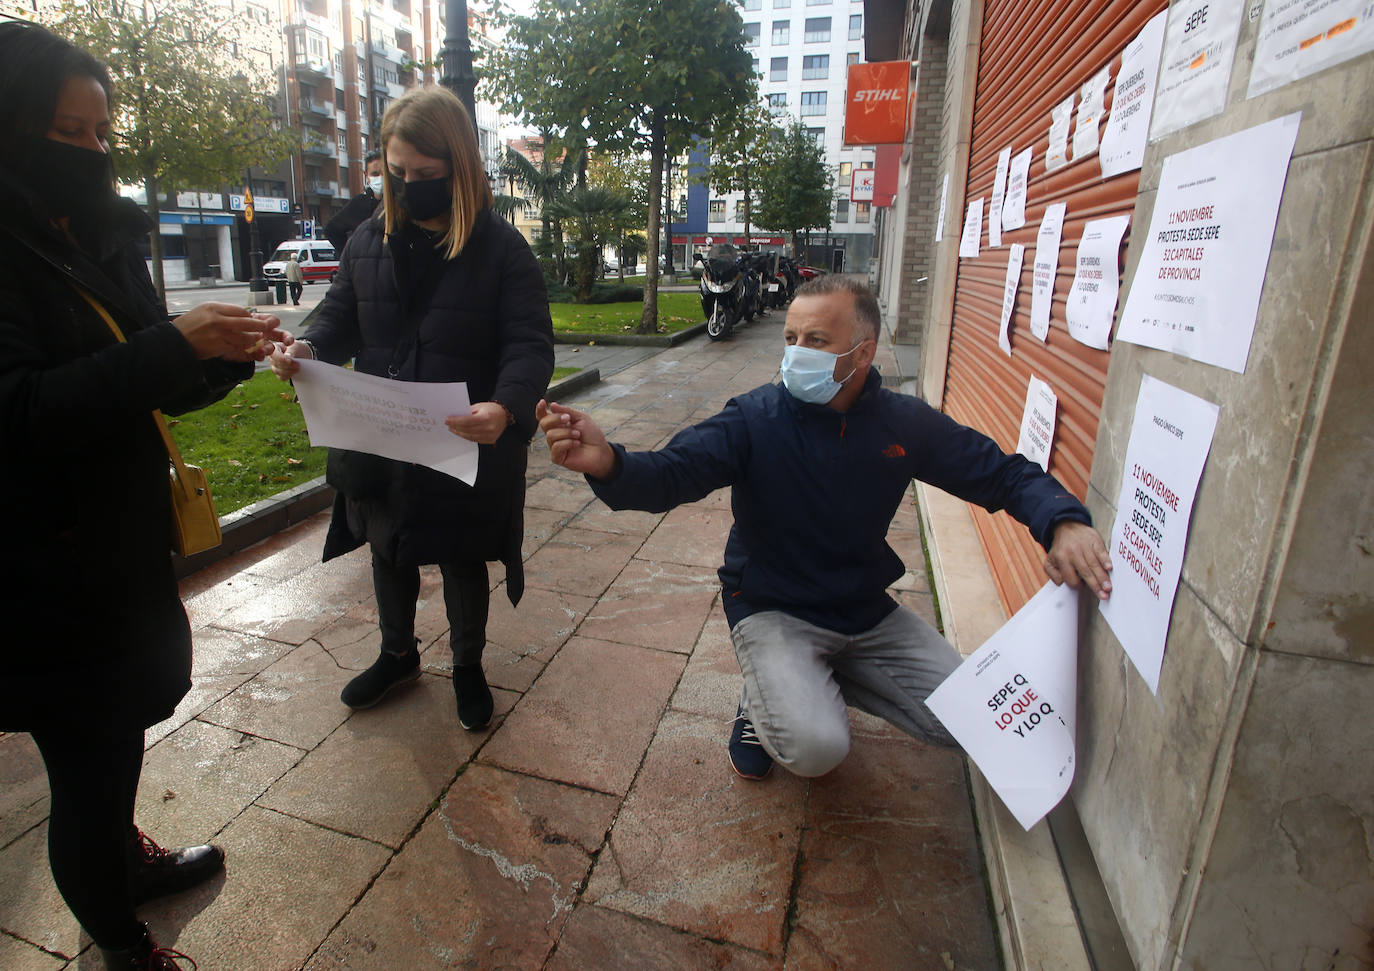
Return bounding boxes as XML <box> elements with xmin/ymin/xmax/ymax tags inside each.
<box><xmin>270</xmin><ymin>87</ymin><xmax>553</xmax><ymax>727</ymax></box>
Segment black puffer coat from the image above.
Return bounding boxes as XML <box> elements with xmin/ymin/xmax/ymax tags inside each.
<box><xmin>304</xmin><ymin>210</ymin><xmax>554</xmax><ymax>605</ymax></box>
<box><xmin>0</xmin><ymin>171</ymin><xmax>251</xmax><ymax>732</ymax></box>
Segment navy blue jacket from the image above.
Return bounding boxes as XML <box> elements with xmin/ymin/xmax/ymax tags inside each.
<box><xmin>590</xmin><ymin>370</ymin><xmax>1091</xmax><ymax>634</ymax></box>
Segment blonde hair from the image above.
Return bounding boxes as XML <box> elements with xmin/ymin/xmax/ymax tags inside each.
<box><xmin>378</xmin><ymin>86</ymin><xmax>492</xmax><ymax>260</ymax></box>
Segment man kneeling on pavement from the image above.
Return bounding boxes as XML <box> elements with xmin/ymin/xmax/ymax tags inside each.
<box><xmin>538</xmin><ymin>276</ymin><xmax>1113</xmax><ymax>780</ymax></box>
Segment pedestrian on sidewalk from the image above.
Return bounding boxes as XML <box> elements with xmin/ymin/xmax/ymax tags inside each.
<box><xmin>539</xmin><ymin>276</ymin><xmax>1112</xmax><ymax>781</ymax></box>
<box><xmin>284</xmin><ymin>251</ymin><xmax>303</xmax><ymax>305</ymax></box>
<box><xmin>269</xmin><ymin>86</ymin><xmax>553</xmax><ymax>729</ymax></box>
<box><xmin>324</xmin><ymin>148</ymin><xmax>383</xmax><ymax>255</ymax></box>
<box><xmin>0</xmin><ymin>22</ymin><xmax>288</xmax><ymax>971</ymax></box>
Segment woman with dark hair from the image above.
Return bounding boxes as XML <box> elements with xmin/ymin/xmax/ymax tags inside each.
<box><xmin>270</xmin><ymin>86</ymin><xmax>553</xmax><ymax>726</ymax></box>
<box><xmin>0</xmin><ymin>20</ymin><xmax>288</xmax><ymax>971</ymax></box>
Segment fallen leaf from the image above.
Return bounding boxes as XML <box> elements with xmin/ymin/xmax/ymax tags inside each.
<box><xmin>286</xmin><ymin>457</ymin><xmax>302</xmax><ymax>465</ymax></box>
<box><xmin>272</xmin><ymin>475</ymin><xmax>291</xmax><ymax>482</ymax></box>
<box><xmin>162</xmin><ymin>789</ymin><xmax>176</xmax><ymax>802</ymax></box>
<box><xmin>227</xmin><ymin>459</ymin><xmax>242</xmax><ymax>467</ymax></box>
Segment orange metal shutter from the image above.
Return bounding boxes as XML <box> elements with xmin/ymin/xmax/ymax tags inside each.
<box><xmin>941</xmin><ymin>0</ymin><xmax>1167</xmax><ymax>614</ymax></box>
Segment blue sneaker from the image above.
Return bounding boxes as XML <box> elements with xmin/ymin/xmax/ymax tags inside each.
<box><xmin>728</xmin><ymin>706</ymin><xmax>774</xmax><ymax>780</ymax></box>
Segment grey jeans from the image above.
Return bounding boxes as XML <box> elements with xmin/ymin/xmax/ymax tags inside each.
<box><xmin>730</xmin><ymin>607</ymin><xmax>962</xmax><ymax>777</ymax></box>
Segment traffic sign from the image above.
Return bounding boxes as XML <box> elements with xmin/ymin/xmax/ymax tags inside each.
<box><xmin>244</xmin><ymin>187</ymin><xmax>255</xmax><ymax>224</ymax></box>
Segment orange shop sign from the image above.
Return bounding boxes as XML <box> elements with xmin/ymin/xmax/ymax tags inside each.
<box><xmin>844</xmin><ymin>60</ymin><xmax>911</xmax><ymax>145</ymax></box>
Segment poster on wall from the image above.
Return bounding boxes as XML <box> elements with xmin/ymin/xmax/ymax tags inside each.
<box><xmin>1046</xmin><ymin>95</ymin><xmax>1075</xmax><ymax>172</ymax></box>
<box><xmin>1099</xmin><ymin>375</ymin><xmax>1220</xmax><ymax>694</ymax></box>
<box><xmin>998</xmin><ymin>243</ymin><xmax>1026</xmax><ymax>356</ymax></box>
<box><xmin>1117</xmin><ymin>112</ymin><xmax>1301</xmax><ymax>373</ymax></box>
<box><xmin>1072</xmin><ymin>67</ymin><xmax>1113</xmax><ymax>161</ymax></box>
<box><xmin>1101</xmin><ymin>10</ymin><xmax>1169</xmax><ymax>177</ymax></box>
<box><xmin>989</xmin><ymin>147</ymin><xmax>1012</xmax><ymax>248</ymax></box>
<box><xmin>1249</xmin><ymin>0</ymin><xmax>1374</xmax><ymax>97</ymax></box>
<box><xmin>1016</xmin><ymin>375</ymin><xmax>1058</xmax><ymax>472</ymax></box>
<box><xmin>1150</xmin><ymin>0</ymin><xmax>1245</xmax><ymax>141</ymax></box>
<box><xmin>960</xmin><ymin>197</ymin><xmax>984</xmax><ymax>258</ymax></box>
<box><xmin>1002</xmin><ymin>147</ymin><xmax>1034</xmax><ymax>232</ymax></box>
<box><xmin>1065</xmin><ymin>214</ymin><xmax>1131</xmax><ymax>349</ymax></box>
<box><xmin>927</xmin><ymin>582</ymin><xmax>1080</xmax><ymax>831</ymax></box>
<box><xmin>935</xmin><ymin>172</ymin><xmax>950</xmax><ymax>242</ymax></box>
<box><xmin>1030</xmin><ymin>202</ymin><xmax>1067</xmax><ymax>342</ymax></box>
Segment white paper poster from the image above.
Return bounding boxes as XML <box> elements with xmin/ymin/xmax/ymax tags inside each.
<box><xmin>959</xmin><ymin>197</ymin><xmax>984</xmax><ymax>258</ymax></box>
<box><xmin>1117</xmin><ymin>112</ymin><xmax>1300</xmax><ymax>373</ymax></box>
<box><xmin>927</xmin><ymin>582</ymin><xmax>1080</xmax><ymax>831</ymax></box>
<box><xmin>935</xmin><ymin>172</ymin><xmax>950</xmax><ymax>242</ymax></box>
<box><xmin>1101</xmin><ymin>10</ymin><xmax>1169</xmax><ymax>177</ymax></box>
<box><xmin>1030</xmin><ymin>202</ymin><xmax>1067</xmax><ymax>342</ymax></box>
<box><xmin>1150</xmin><ymin>0</ymin><xmax>1245</xmax><ymax>141</ymax></box>
<box><xmin>1016</xmin><ymin>376</ymin><xmax>1058</xmax><ymax>472</ymax></box>
<box><xmin>1099</xmin><ymin>376</ymin><xmax>1220</xmax><ymax>694</ymax></box>
<box><xmin>292</xmin><ymin>359</ymin><xmax>478</xmax><ymax>485</ymax></box>
<box><xmin>1046</xmin><ymin>95</ymin><xmax>1075</xmax><ymax>172</ymax></box>
<box><xmin>1066</xmin><ymin>214</ymin><xmax>1130</xmax><ymax>350</ymax></box>
<box><xmin>1249</xmin><ymin>0</ymin><xmax>1374</xmax><ymax>97</ymax></box>
<box><xmin>1072</xmin><ymin>67</ymin><xmax>1112</xmax><ymax>161</ymax></box>
<box><xmin>1002</xmin><ymin>147</ymin><xmax>1034</xmax><ymax>232</ymax></box>
<box><xmin>989</xmin><ymin>147</ymin><xmax>1012</xmax><ymax>248</ymax></box>
<box><xmin>998</xmin><ymin>243</ymin><xmax>1025</xmax><ymax>356</ymax></box>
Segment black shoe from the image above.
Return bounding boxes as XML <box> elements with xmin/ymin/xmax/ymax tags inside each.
<box><xmin>728</xmin><ymin>705</ymin><xmax>774</xmax><ymax>780</ymax></box>
<box><xmin>128</xmin><ymin>829</ymin><xmax>225</xmax><ymax>906</ymax></box>
<box><xmin>341</xmin><ymin>649</ymin><xmax>421</xmax><ymax>709</ymax></box>
<box><xmin>100</xmin><ymin>922</ymin><xmax>197</xmax><ymax>969</ymax></box>
<box><xmin>453</xmin><ymin>664</ymin><xmax>493</xmax><ymax>730</ymax></box>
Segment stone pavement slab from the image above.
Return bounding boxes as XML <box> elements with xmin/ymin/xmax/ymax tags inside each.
<box><xmin>0</xmin><ymin>305</ymin><xmax>1001</xmax><ymax>970</ymax></box>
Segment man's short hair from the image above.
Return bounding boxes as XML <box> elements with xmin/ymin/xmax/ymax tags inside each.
<box><xmin>794</xmin><ymin>276</ymin><xmax>881</xmax><ymax>342</ymax></box>
<box><xmin>364</xmin><ymin>149</ymin><xmax>382</xmax><ymax>165</ymax></box>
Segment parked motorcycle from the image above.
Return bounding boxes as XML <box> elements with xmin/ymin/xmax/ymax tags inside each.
<box><xmin>696</xmin><ymin>244</ymin><xmax>746</xmax><ymax>340</ymax></box>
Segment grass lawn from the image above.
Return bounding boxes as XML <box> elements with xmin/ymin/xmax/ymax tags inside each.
<box><xmin>549</xmin><ymin>291</ymin><xmax>701</xmax><ymax>335</ymax></box>
<box><xmin>172</xmin><ymin>364</ymin><xmax>585</xmax><ymax>516</ymax></box>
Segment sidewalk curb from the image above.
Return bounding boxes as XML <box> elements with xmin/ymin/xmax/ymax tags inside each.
<box><xmin>172</xmin><ymin>367</ymin><xmax>608</xmax><ymax>580</ymax></box>
<box><xmin>554</xmin><ymin>322</ymin><xmax>706</xmax><ymax>347</ymax></box>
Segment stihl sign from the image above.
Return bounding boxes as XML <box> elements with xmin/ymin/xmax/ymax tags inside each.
<box><xmin>844</xmin><ymin>60</ymin><xmax>912</xmax><ymax>145</ymax></box>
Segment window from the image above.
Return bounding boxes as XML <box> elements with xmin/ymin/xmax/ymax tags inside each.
<box><xmin>847</xmin><ymin>51</ymin><xmax>860</xmax><ymax>65</ymax></box>
<box><xmin>770</xmin><ymin>56</ymin><xmax>787</xmax><ymax>81</ymax></box>
<box><xmin>806</xmin><ymin>0</ymin><xmax>828</xmax><ymax>6</ymax></box>
<box><xmin>835</xmin><ymin>198</ymin><xmax>849</xmax><ymax>221</ymax></box>
<box><xmin>735</xmin><ymin>200</ymin><xmax>749</xmax><ymax>220</ymax></box>
<box><xmin>804</xmin><ymin>17</ymin><xmax>830</xmax><ymax>42</ymax></box>
<box><xmin>839</xmin><ymin>161</ymin><xmax>853</xmax><ymax>181</ymax></box>
<box><xmin>771</xmin><ymin>20</ymin><xmax>789</xmax><ymax>44</ymax></box>
<box><xmin>751</xmin><ymin>57</ymin><xmax>760</xmax><ymax>74</ymax></box>
<box><xmin>768</xmin><ymin>92</ymin><xmax>787</xmax><ymax>107</ymax></box>
<box><xmin>855</xmin><ymin>201</ymin><xmax>871</xmax><ymax>223</ymax></box>
<box><xmin>800</xmin><ymin>91</ymin><xmax>827</xmax><ymax>116</ymax></box>
<box><xmin>849</xmin><ymin>13</ymin><xmax>862</xmax><ymax>39</ymax></box>
<box><xmin>774</xmin><ymin>0</ymin><xmax>790</xmax><ymax>7</ymax></box>
<box><xmin>742</xmin><ymin>0</ymin><xmax>761</xmax><ymax>8</ymax></box>
<box><xmin>802</xmin><ymin>54</ymin><xmax>829</xmax><ymax>79</ymax></box>
<box><xmin>709</xmin><ymin>200</ymin><xmax>726</xmax><ymax>223</ymax></box>
<box><xmin>806</xmin><ymin>127</ymin><xmax>825</xmax><ymax>144</ymax></box>
<box><xmin>743</xmin><ymin>22</ymin><xmax>760</xmax><ymax>45</ymax></box>
<box><xmin>333</xmin><ymin>51</ymin><xmax>343</xmax><ymax>72</ymax></box>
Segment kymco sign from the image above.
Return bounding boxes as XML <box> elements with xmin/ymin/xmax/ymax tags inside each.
<box><xmin>844</xmin><ymin>60</ymin><xmax>911</xmax><ymax>145</ymax></box>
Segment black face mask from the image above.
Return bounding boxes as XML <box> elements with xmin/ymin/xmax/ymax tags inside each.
<box><xmin>20</xmin><ymin>138</ymin><xmax>115</xmax><ymax>219</ymax></box>
<box><xmin>391</xmin><ymin>174</ymin><xmax>451</xmax><ymax>222</ymax></box>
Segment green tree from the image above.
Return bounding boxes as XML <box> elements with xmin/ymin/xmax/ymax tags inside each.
<box><xmin>587</xmin><ymin>152</ymin><xmax>649</xmax><ymax>280</ymax></box>
<box><xmin>491</xmin><ymin>0</ymin><xmax>754</xmax><ymax>333</ymax></box>
<box><xmin>703</xmin><ymin>93</ymin><xmax>770</xmax><ymax>245</ymax></box>
<box><xmin>43</xmin><ymin>0</ymin><xmax>299</xmax><ymax>299</ymax></box>
<box><xmin>753</xmin><ymin>120</ymin><xmax>833</xmax><ymax>258</ymax></box>
<box><xmin>500</xmin><ymin>139</ymin><xmax>581</xmax><ymax>283</ymax></box>
<box><xmin>547</xmin><ymin>187</ymin><xmax>635</xmax><ymax>301</ymax></box>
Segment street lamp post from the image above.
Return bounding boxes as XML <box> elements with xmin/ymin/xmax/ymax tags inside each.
<box><xmin>440</xmin><ymin>0</ymin><xmax>479</xmax><ymax>140</ymax></box>
<box><xmin>246</xmin><ymin>168</ymin><xmax>269</xmax><ymax>304</ymax></box>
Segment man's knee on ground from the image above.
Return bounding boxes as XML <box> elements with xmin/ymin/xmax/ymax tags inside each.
<box><xmin>772</xmin><ymin>727</ymin><xmax>849</xmax><ymax>778</ymax></box>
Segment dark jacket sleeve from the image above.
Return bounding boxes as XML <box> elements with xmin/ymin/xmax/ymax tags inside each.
<box><xmin>301</xmin><ymin>239</ymin><xmax>363</xmax><ymax>365</ymax></box>
<box><xmin>905</xmin><ymin>400</ymin><xmax>1090</xmax><ymax>549</ymax></box>
<box><xmin>490</xmin><ymin>229</ymin><xmax>554</xmax><ymax>439</ymax></box>
<box><xmin>589</xmin><ymin>400</ymin><xmax>749</xmax><ymax>513</ymax></box>
<box><xmin>323</xmin><ymin>194</ymin><xmax>378</xmax><ymax>253</ymax></box>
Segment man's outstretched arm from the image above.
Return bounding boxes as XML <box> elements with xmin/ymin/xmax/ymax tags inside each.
<box><xmin>1044</xmin><ymin>520</ymin><xmax>1113</xmax><ymax>600</ymax></box>
<box><xmin>537</xmin><ymin>399</ymin><xmax>617</xmax><ymax>480</ymax></box>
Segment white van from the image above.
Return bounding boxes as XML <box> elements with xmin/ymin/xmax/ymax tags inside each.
<box><xmin>262</xmin><ymin>240</ymin><xmax>339</xmax><ymax>285</ymax></box>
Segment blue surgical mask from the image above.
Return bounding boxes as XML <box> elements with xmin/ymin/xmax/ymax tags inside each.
<box><xmin>780</xmin><ymin>342</ymin><xmax>862</xmax><ymax>404</ymax></box>
<box><xmin>367</xmin><ymin>174</ymin><xmax>384</xmax><ymax>195</ymax></box>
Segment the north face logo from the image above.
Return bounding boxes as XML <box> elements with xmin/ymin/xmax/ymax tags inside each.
<box><xmin>882</xmin><ymin>444</ymin><xmax>906</xmax><ymax>458</ymax></box>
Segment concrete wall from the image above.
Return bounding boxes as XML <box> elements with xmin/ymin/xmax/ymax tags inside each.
<box><xmin>1075</xmin><ymin>23</ymin><xmax>1374</xmax><ymax>969</ymax></box>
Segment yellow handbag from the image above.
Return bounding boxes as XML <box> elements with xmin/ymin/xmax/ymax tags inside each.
<box><xmin>74</xmin><ymin>286</ymin><xmax>223</xmax><ymax>557</ymax></box>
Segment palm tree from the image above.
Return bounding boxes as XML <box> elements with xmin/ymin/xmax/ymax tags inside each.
<box><xmin>501</xmin><ymin>137</ymin><xmax>583</xmax><ymax>283</ymax></box>
<box><xmin>546</xmin><ymin>186</ymin><xmax>635</xmax><ymax>303</ymax></box>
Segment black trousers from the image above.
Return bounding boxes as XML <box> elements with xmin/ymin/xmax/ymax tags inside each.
<box><xmin>288</xmin><ymin>281</ymin><xmax>303</xmax><ymax>303</ymax></box>
<box><xmin>372</xmin><ymin>552</ymin><xmax>489</xmax><ymax>667</ymax></box>
<box><xmin>31</xmin><ymin>726</ymin><xmax>145</xmax><ymax>949</ymax></box>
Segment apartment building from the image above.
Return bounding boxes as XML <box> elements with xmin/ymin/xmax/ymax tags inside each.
<box><xmin>681</xmin><ymin>0</ymin><xmax>877</xmax><ymax>271</ymax></box>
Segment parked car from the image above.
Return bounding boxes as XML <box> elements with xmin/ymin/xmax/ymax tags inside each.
<box><xmin>263</xmin><ymin>240</ymin><xmax>339</xmax><ymax>285</ymax></box>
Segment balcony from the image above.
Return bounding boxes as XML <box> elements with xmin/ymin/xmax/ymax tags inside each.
<box><xmin>301</xmin><ymin>139</ymin><xmax>338</xmax><ymax>160</ymax></box>
<box><xmin>293</xmin><ymin>54</ymin><xmax>332</xmax><ymax>79</ymax></box>
<box><xmin>306</xmin><ymin>179</ymin><xmax>339</xmax><ymax>196</ymax></box>
<box><xmin>298</xmin><ymin>96</ymin><xmax>333</xmax><ymax>119</ymax></box>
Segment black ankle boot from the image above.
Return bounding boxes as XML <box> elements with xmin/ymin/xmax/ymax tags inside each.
<box><xmin>128</xmin><ymin>828</ymin><xmax>225</xmax><ymax>906</ymax></box>
<box><xmin>340</xmin><ymin>645</ymin><xmax>422</xmax><ymax>709</ymax></box>
<box><xmin>453</xmin><ymin>664</ymin><xmax>493</xmax><ymax>730</ymax></box>
<box><xmin>100</xmin><ymin>922</ymin><xmax>196</xmax><ymax>969</ymax></box>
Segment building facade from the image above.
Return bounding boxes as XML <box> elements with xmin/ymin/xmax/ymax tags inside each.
<box><xmin>684</xmin><ymin>0</ymin><xmax>877</xmax><ymax>270</ymax></box>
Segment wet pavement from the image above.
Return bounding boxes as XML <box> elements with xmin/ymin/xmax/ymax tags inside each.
<box><xmin>0</xmin><ymin>300</ymin><xmax>1000</xmax><ymax>969</ymax></box>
